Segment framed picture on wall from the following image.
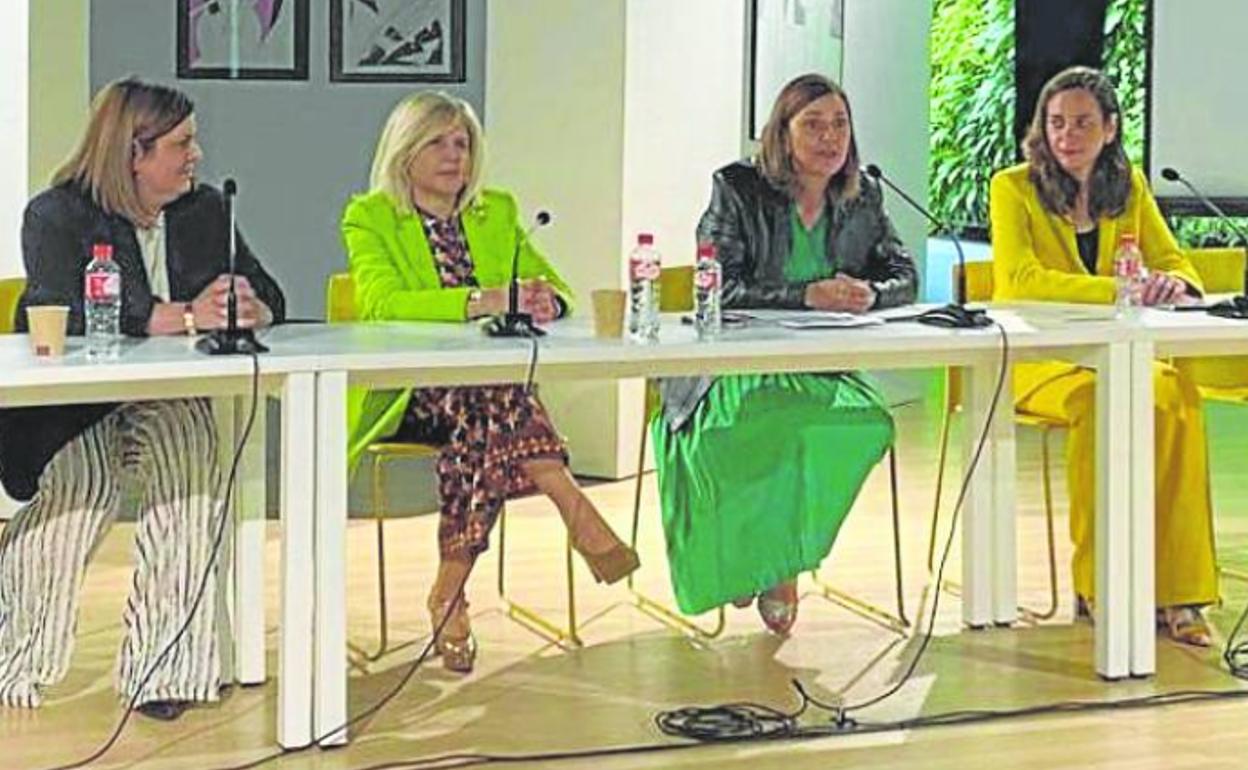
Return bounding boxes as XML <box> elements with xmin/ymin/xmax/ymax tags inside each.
<box><xmin>748</xmin><ymin>0</ymin><xmax>845</xmax><ymax>139</ymax></box>
<box><xmin>330</xmin><ymin>0</ymin><xmax>467</xmax><ymax>83</ymax></box>
<box><xmin>177</xmin><ymin>0</ymin><xmax>310</xmax><ymax>80</ymax></box>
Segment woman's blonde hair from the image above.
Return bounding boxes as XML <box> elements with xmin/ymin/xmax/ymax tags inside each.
<box><xmin>757</xmin><ymin>73</ymin><xmax>860</xmax><ymax>200</ymax></box>
<box><xmin>53</xmin><ymin>77</ymin><xmax>194</xmax><ymax>223</ymax></box>
<box><xmin>369</xmin><ymin>91</ymin><xmax>485</xmax><ymax>215</ymax></box>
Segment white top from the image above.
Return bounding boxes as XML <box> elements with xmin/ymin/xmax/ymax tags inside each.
<box><xmin>135</xmin><ymin>212</ymin><xmax>170</xmax><ymax>302</ymax></box>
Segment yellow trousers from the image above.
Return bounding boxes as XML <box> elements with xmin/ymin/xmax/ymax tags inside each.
<box><xmin>1014</xmin><ymin>361</ymin><xmax>1218</xmax><ymax>607</ymax></box>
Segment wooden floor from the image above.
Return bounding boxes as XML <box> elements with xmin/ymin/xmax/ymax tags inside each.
<box><xmin>7</xmin><ymin>381</ymin><xmax>1248</xmax><ymax>769</ymax></box>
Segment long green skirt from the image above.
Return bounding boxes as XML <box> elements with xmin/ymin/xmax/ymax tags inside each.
<box><xmin>651</xmin><ymin>372</ymin><xmax>894</xmax><ymax>615</ymax></box>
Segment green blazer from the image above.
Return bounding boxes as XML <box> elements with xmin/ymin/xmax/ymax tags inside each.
<box><xmin>341</xmin><ymin>187</ymin><xmax>575</xmax><ymax>471</ymax></box>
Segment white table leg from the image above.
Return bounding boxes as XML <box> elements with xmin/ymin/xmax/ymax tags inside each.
<box><xmin>314</xmin><ymin>371</ymin><xmax>349</xmax><ymax>746</ymax></box>
<box><xmin>213</xmin><ymin>398</ymin><xmax>237</xmax><ymax>685</ymax></box>
<box><xmin>279</xmin><ymin>373</ymin><xmax>316</xmax><ymax>748</ymax></box>
<box><xmin>962</xmin><ymin>356</ymin><xmax>1016</xmax><ymax>626</ymax></box>
<box><xmin>1129</xmin><ymin>341</ymin><xmax>1156</xmax><ymax>677</ymax></box>
<box><xmin>234</xmin><ymin>392</ymin><xmax>268</xmax><ymax>685</ymax></box>
<box><xmin>1096</xmin><ymin>342</ymin><xmax>1132</xmax><ymax>679</ymax></box>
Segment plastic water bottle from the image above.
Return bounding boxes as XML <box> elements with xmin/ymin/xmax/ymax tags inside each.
<box><xmin>693</xmin><ymin>242</ymin><xmax>722</xmax><ymax>340</ymax></box>
<box><xmin>1113</xmin><ymin>234</ymin><xmax>1144</xmax><ymax>319</ymax></box>
<box><xmin>628</xmin><ymin>233</ymin><xmax>661</xmax><ymax>342</ymax></box>
<box><xmin>84</xmin><ymin>242</ymin><xmax>121</xmax><ymax>360</ymax></box>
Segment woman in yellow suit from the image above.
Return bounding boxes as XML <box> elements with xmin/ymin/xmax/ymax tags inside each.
<box><xmin>990</xmin><ymin>66</ymin><xmax>1216</xmax><ymax>646</ymax></box>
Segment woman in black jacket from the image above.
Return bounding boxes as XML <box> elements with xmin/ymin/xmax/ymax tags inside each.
<box><xmin>654</xmin><ymin>74</ymin><xmax>917</xmax><ymax>634</ymax></box>
<box><xmin>0</xmin><ymin>77</ymin><xmax>284</xmax><ymax>720</ymax></box>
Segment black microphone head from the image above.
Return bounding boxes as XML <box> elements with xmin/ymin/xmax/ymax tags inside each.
<box><xmin>535</xmin><ymin>210</ymin><xmax>552</xmax><ymax>227</ymax></box>
<box><xmin>1160</xmin><ymin>167</ymin><xmax>1180</xmax><ymax>182</ymax></box>
<box><xmin>223</xmin><ymin>178</ymin><xmax>238</xmax><ymax>196</ymax></box>
<box><xmin>865</xmin><ymin>164</ymin><xmax>883</xmax><ymax>179</ymax></box>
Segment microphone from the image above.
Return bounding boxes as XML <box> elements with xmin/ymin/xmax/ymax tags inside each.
<box><xmin>196</xmin><ymin>178</ymin><xmax>269</xmax><ymax>354</ymax></box>
<box><xmin>1159</xmin><ymin>167</ymin><xmax>1248</xmax><ymax>319</ymax></box>
<box><xmin>484</xmin><ymin>209</ymin><xmax>553</xmax><ymax>338</ymax></box>
<box><xmin>865</xmin><ymin>164</ymin><xmax>991</xmax><ymax>328</ymax></box>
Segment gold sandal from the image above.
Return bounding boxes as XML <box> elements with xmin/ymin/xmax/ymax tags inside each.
<box><xmin>1158</xmin><ymin>605</ymin><xmax>1213</xmax><ymax>648</ymax></box>
<box><xmin>428</xmin><ymin>594</ymin><xmax>477</xmax><ymax>673</ymax></box>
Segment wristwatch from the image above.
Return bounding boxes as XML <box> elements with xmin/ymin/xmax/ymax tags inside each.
<box><xmin>466</xmin><ymin>288</ymin><xmax>483</xmax><ymax>316</ymax></box>
<box><xmin>182</xmin><ymin>303</ymin><xmax>197</xmax><ymax>336</ymax></box>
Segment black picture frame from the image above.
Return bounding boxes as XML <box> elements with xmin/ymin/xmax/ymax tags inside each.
<box><xmin>177</xmin><ymin>0</ymin><xmax>310</xmax><ymax>81</ymax></box>
<box><xmin>330</xmin><ymin>0</ymin><xmax>467</xmax><ymax>84</ymax></box>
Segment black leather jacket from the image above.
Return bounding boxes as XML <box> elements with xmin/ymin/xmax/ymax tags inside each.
<box><xmin>660</xmin><ymin>161</ymin><xmax>918</xmax><ymax>430</ymax></box>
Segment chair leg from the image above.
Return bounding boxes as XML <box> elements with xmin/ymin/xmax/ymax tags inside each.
<box><xmin>1025</xmin><ymin>426</ymin><xmax>1060</xmax><ymax>621</ymax></box>
<box><xmin>496</xmin><ymin>503</ymin><xmax>584</xmax><ymax>649</ymax></box>
<box><xmin>808</xmin><ymin>446</ymin><xmax>909</xmax><ymax>635</ymax></box>
<box><xmin>928</xmin><ymin>402</ymin><xmax>955</xmax><ymax>573</ymax></box>
<box><xmin>625</xmin><ymin>388</ymin><xmax>726</xmax><ymax>642</ymax></box>
<box><xmin>348</xmin><ymin>453</ymin><xmax>418</xmax><ymax>667</ymax></box>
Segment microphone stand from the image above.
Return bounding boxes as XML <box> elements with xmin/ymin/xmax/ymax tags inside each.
<box><xmin>1161</xmin><ymin>168</ymin><xmax>1248</xmax><ymax>320</ymax></box>
<box><xmin>865</xmin><ymin>164</ymin><xmax>990</xmax><ymax>328</ymax></box>
<box><xmin>197</xmin><ymin>178</ymin><xmax>269</xmax><ymax>355</ymax></box>
<box><xmin>484</xmin><ymin>211</ymin><xmax>551</xmax><ymax>338</ymax></box>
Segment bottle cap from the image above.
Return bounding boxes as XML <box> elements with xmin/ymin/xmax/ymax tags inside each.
<box><xmin>637</xmin><ymin>233</ymin><xmax>654</xmax><ymax>246</ymax></box>
<box><xmin>696</xmin><ymin>243</ymin><xmax>716</xmax><ymax>260</ymax></box>
<box><xmin>92</xmin><ymin>243</ymin><xmax>113</xmax><ymax>260</ymax></box>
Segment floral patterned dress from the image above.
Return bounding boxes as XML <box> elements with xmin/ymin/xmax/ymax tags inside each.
<box><xmin>392</xmin><ymin>209</ymin><xmax>567</xmax><ymax>558</ymax></box>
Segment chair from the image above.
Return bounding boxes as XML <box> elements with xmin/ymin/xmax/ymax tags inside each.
<box><xmin>326</xmin><ymin>274</ymin><xmax>583</xmax><ymax>662</ymax></box>
<box><xmin>927</xmin><ymin>261</ymin><xmax>1062</xmax><ymax>622</ymax></box>
<box><xmin>0</xmin><ymin>277</ymin><xmax>25</xmax><ymax>334</ymax></box>
<box><xmin>628</xmin><ymin>267</ymin><xmax>909</xmax><ymax>640</ymax></box>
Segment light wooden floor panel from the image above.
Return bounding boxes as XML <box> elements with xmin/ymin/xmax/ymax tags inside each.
<box><xmin>6</xmin><ymin>386</ymin><xmax>1248</xmax><ymax>769</ymax></box>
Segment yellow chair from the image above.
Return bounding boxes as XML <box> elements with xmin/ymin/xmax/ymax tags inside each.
<box><xmin>927</xmin><ymin>262</ymin><xmax>1062</xmax><ymax>621</ymax></box>
<box><xmin>0</xmin><ymin>277</ymin><xmax>26</xmax><ymax>334</ymax></box>
<box><xmin>327</xmin><ymin>274</ymin><xmax>582</xmax><ymax>662</ymax></box>
<box><xmin>1177</xmin><ymin>247</ymin><xmax>1248</xmax><ymax>586</ymax></box>
<box><xmin>629</xmin><ymin>267</ymin><xmax>908</xmax><ymax>639</ymax></box>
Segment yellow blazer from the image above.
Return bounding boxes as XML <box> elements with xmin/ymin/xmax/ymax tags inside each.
<box><xmin>989</xmin><ymin>162</ymin><xmax>1202</xmax><ymax>303</ymax></box>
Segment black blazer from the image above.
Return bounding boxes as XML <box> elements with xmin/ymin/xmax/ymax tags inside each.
<box><xmin>0</xmin><ymin>182</ymin><xmax>286</xmax><ymax>501</ymax></box>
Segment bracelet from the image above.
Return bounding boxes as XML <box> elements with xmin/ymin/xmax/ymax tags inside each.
<box><xmin>182</xmin><ymin>303</ymin><xmax>197</xmax><ymax>336</ymax></box>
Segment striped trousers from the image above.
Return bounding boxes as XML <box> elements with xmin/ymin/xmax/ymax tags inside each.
<box><xmin>0</xmin><ymin>399</ymin><xmax>223</xmax><ymax>708</ymax></box>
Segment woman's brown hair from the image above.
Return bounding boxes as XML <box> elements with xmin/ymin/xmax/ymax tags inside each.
<box><xmin>52</xmin><ymin>77</ymin><xmax>195</xmax><ymax>223</ymax></box>
<box><xmin>1023</xmin><ymin>66</ymin><xmax>1131</xmax><ymax>219</ymax></box>
<box><xmin>758</xmin><ymin>73</ymin><xmax>860</xmax><ymax>200</ymax></box>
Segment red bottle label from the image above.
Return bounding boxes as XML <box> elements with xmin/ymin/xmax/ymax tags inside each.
<box><xmin>85</xmin><ymin>273</ymin><xmax>120</xmax><ymax>302</ymax></box>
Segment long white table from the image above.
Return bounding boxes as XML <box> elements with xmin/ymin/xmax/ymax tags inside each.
<box><xmin>5</xmin><ymin>306</ymin><xmax>1205</xmax><ymax>749</ymax></box>
<box><xmin>301</xmin><ymin>309</ymin><xmax>1140</xmax><ymax>743</ymax></box>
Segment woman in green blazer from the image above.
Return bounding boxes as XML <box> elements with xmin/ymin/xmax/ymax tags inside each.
<box><xmin>341</xmin><ymin>92</ymin><xmax>638</xmax><ymax>673</ymax></box>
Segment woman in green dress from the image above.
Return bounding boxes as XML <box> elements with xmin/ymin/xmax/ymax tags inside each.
<box><xmin>654</xmin><ymin>74</ymin><xmax>918</xmax><ymax>634</ymax></box>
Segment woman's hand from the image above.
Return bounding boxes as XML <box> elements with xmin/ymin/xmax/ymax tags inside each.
<box><xmin>1138</xmin><ymin>272</ymin><xmax>1189</xmax><ymax>306</ymax></box>
<box><xmin>467</xmin><ymin>287</ymin><xmax>507</xmax><ymax>319</ymax></box>
<box><xmin>519</xmin><ymin>278</ymin><xmax>561</xmax><ymax>323</ymax></box>
<box><xmin>193</xmin><ymin>274</ymin><xmax>273</xmax><ymax>329</ymax></box>
<box><xmin>804</xmin><ymin>273</ymin><xmax>876</xmax><ymax>313</ymax></box>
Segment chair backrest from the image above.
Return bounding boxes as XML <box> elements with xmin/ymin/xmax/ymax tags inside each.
<box><xmin>0</xmin><ymin>277</ymin><xmax>27</xmax><ymax>334</ymax></box>
<box><xmin>1183</xmin><ymin>247</ymin><xmax>1245</xmax><ymax>294</ymax></box>
<box><xmin>659</xmin><ymin>265</ymin><xmax>694</xmax><ymax>313</ymax></box>
<box><xmin>326</xmin><ymin>272</ymin><xmax>357</xmax><ymax>323</ymax></box>
<box><xmin>952</xmin><ymin>261</ymin><xmax>994</xmax><ymax>303</ymax></box>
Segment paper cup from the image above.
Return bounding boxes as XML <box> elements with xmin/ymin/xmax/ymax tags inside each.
<box><xmin>26</xmin><ymin>305</ymin><xmax>69</xmax><ymax>358</ymax></box>
<box><xmin>591</xmin><ymin>289</ymin><xmax>627</xmax><ymax>339</ymax></box>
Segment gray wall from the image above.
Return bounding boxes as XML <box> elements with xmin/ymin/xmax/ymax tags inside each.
<box><xmin>90</xmin><ymin>0</ymin><xmax>487</xmax><ymax>319</ymax></box>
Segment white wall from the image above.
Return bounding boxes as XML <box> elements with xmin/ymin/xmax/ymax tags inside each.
<box><xmin>1151</xmin><ymin>0</ymin><xmax>1248</xmax><ymax>198</ymax></box>
<box><xmin>842</xmin><ymin>0</ymin><xmax>932</xmax><ymax>281</ymax></box>
<box><xmin>621</xmin><ymin>0</ymin><xmax>747</xmax><ymax>269</ymax></box>
<box><xmin>1</xmin><ymin>0</ymin><xmax>30</xmax><ymax>278</ymax></box>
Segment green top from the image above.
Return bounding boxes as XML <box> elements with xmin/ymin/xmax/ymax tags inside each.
<box><xmin>785</xmin><ymin>206</ymin><xmax>834</xmax><ymax>281</ymax></box>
